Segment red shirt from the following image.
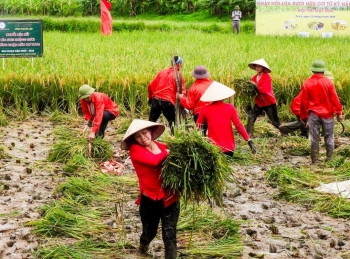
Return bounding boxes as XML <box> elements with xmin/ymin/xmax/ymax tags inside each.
<box><xmin>291</xmin><ymin>91</ymin><xmax>302</xmax><ymax>117</ymax></box>
<box><xmin>148</xmin><ymin>67</ymin><xmax>186</xmax><ymax>105</ymax></box>
<box><xmin>196</xmin><ymin>101</ymin><xmax>250</xmax><ymax>152</ymax></box>
<box><xmin>180</xmin><ymin>78</ymin><xmax>213</xmax><ymax>115</ymax></box>
<box><xmin>129</xmin><ymin>141</ymin><xmax>178</xmax><ymax>207</ymax></box>
<box><xmin>80</xmin><ymin>92</ymin><xmax>119</xmax><ymax>133</ymax></box>
<box><xmin>252</xmin><ymin>72</ymin><xmax>277</xmax><ymax>107</ymax></box>
<box><xmin>300</xmin><ymin>74</ymin><xmax>342</xmax><ymax>120</ymax></box>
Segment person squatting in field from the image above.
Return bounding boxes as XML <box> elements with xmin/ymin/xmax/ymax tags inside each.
<box><xmin>279</xmin><ymin>70</ymin><xmax>336</xmax><ymax>138</ymax></box>
<box><xmin>177</xmin><ymin>65</ymin><xmax>213</xmax><ymax>136</ymax></box>
<box><xmin>246</xmin><ymin>58</ymin><xmax>281</xmax><ymax>137</ymax></box>
<box><xmin>78</xmin><ymin>84</ymin><xmax>119</xmax><ymax>140</ymax></box>
<box><xmin>299</xmin><ymin>61</ymin><xmax>343</xmax><ymax>164</ymax></box>
<box><xmin>120</xmin><ymin>119</ymin><xmax>180</xmax><ymax>259</ymax></box>
<box><xmin>148</xmin><ymin>56</ymin><xmax>186</xmax><ymax>134</ymax></box>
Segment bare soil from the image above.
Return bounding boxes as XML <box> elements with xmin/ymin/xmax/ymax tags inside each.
<box><xmin>0</xmin><ymin>117</ymin><xmax>349</xmax><ymax>259</ymax></box>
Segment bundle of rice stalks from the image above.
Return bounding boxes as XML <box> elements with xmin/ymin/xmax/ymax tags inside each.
<box><xmin>162</xmin><ymin>129</ymin><xmax>232</xmax><ymax>203</ymax></box>
<box><xmin>62</xmin><ymin>154</ymin><xmax>98</xmax><ymax>175</ymax></box>
<box><xmin>232</xmin><ymin>78</ymin><xmax>256</xmax><ymax>98</ymax></box>
<box><xmin>177</xmin><ymin>203</ymin><xmax>242</xmax><ymax>258</ymax></box>
<box><xmin>48</xmin><ymin>127</ymin><xmax>112</xmax><ymax>163</ymax></box>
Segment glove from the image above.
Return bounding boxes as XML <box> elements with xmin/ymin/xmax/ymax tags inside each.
<box><xmin>248</xmin><ymin>140</ymin><xmax>257</xmax><ymax>154</ymax></box>
<box><xmin>148</xmin><ymin>99</ymin><xmax>153</xmax><ymax>107</ymax></box>
<box><xmin>87</xmin><ymin>120</ymin><xmax>93</xmax><ymax>127</ymax></box>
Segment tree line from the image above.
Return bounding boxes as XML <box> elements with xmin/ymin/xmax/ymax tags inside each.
<box><xmin>0</xmin><ymin>0</ymin><xmax>256</xmax><ymax>19</ymax></box>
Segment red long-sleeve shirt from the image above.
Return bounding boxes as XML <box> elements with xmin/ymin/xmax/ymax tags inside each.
<box><xmin>252</xmin><ymin>72</ymin><xmax>277</xmax><ymax>107</ymax></box>
<box><xmin>180</xmin><ymin>78</ymin><xmax>213</xmax><ymax>115</ymax></box>
<box><xmin>148</xmin><ymin>67</ymin><xmax>186</xmax><ymax>105</ymax></box>
<box><xmin>196</xmin><ymin>101</ymin><xmax>250</xmax><ymax>152</ymax></box>
<box><xmin>300</xmin><ymin>74</ymin><xmax>342</xmax><ymax>120</ymax></box>
<box><xmin>129</xmin><ymin>141</ymin><xmax>178</xmax><ymax>207</ymax></box>
<box><xmin>80</xmin><ymin>92</ymin><xmax>119</xmax><ymax>133</ymax></box>
<box><xmin>291</xmin><ymin>91</ymin><xmax>302</xmax><ymax>117</ymax></box>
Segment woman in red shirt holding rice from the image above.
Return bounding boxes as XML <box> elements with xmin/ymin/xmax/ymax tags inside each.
<box><xmin>120</xmin><ymin>119</ymin><xmax>179</xmax><ymax>259</ymax></box>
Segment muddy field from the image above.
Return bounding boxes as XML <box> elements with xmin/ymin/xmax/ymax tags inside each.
<box><xmin>0</xmin><ymin>117</ymin><xmax>349</xmax><ymax>259</ymax></box>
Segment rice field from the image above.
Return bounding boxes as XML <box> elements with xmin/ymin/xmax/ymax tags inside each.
<box><xmin>0</xmin><ymin>26</ymin><xmax>349</xmax><ymax>117</ymax></box>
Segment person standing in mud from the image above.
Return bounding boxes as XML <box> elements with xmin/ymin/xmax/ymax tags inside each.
<box><xmin>279</xmin><ymin>70</ymin><xmax>336</xmax><ymax>137</ymax></box>
<box><xmin>176</xmin><ymin>65</ymin><xmax>213</xmax><ymax>135</ymax></box>
<box><xmin>120</xmin><ymin>119</ymin><xmax>180</xmax><ymax>259</ymax></box>
<box><xmin>299</xmin><ymin>61</ymin><xmax>342</xmax><ymax>164</ymax></box>
<box><xmin>246</xmin><ymin>58</ymin><xmax>281</xmax><ymax>137</ymax></box>
<box><xmin>78</xmin><ymin>84</ymin><xmax>119</xmax><ymax>140</ymax></box>
<box><xmin>148</xmin><ymin>56</ymin><xmax>186</xmax><ymax>133</ymax></box>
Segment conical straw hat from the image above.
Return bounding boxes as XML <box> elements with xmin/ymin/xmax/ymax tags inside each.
<box><xmin>120</xmin><ymin>119</ymin><xmax>165</xmax><ymax>150</ymax></box>
<box><xmin>200</xmin><ymin>81</ymin><xmax>236</xmax><ymax>102</ymax></box>
<box><xmin>248</xmin><ymin>58</ymin><xmax>271</xmax><ymax>73</ymax></box>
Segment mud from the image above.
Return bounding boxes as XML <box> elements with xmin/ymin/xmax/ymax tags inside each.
<box><xmin>0</xmin><ymin>117</ymin><xmax>349</xmax><ymax>259</ymax></box>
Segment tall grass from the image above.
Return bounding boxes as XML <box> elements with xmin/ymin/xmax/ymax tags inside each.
<box><xmin>1</xmin><ymin>27</ymin><xmax>349</xmax><ymax>117</ymax></box>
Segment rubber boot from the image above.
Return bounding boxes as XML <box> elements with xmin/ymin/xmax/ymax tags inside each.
<box><xmin>139</xmin><ymin>243</ymin><xmax>149</xmax><ymax>254</ymax></box>
<box><xmin>164</xmin><ymin>244</ymin><xmax>177</xmax><ymax>259</ymax></box>
<box><xmin>311</xmin><ymin>148</ymin><xmax>319</xmax><ymax>164</ymax></box>
<box><xmin>326</xmin><ymin>150</ymin><xmax>333</xmax><ymax>162</ymax></box>
<box><xmin>246</xmin><ymin>117</ymin><xmax>255</xmax><ymax>138</ymax></box>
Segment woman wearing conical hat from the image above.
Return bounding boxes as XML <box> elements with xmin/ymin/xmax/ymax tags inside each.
<box><xmin>120</xmin><ymin>119</ymin><xmax>179</xmax><ymax>258</ymax></box>
<box><xmin>197</xmin><ymin>81</ymin><xmax>257</xmax><ymax>157</ymax></box>
<box><xmin>246</xmin><ymin>58</ymin><xmax>281</xmax><ymax>137</ymax></box>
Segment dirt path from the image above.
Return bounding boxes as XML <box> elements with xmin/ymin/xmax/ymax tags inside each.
<box><xmin>1</xmin><ymin>117</ymin><xmax>349</xmax><ymax>259</ymax></box>
<box><xmin>0</xmin><ymin>117</ymin><xmax>64</xmax><ymax>259</ymax></box>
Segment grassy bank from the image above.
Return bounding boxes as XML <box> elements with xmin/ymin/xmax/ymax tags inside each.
<box><xmin>0</xmin><ymin>25</ymin><xmax>349</xmax><ymax>118</ymax></box>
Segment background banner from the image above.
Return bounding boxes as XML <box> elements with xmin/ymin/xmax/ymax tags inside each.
<box><xmin>256</xmin><ymin>0</ymin><xmax>349</xmax><ymax>37</ymax></box>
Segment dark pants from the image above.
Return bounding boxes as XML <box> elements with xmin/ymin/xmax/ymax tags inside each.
<box><xmin>193</xmin><ymin>113</ymin><xmax>207</xmax><ymax>136</ymax></box>
<box><xmin>246</xmin><ymin>103</ymin><xmax>281</xmax><ymax>136</ymax></box>
<box><xmin>149</xmin><ymin>99</ymin><xmax>175</xmax><ymax>134</ymax></box>
<box><xmin>139</xmin><ymin>195</ymin><xmax>180</xmax><ymax>259</ymax></box>
<box><xmin>97</xmin><ymin>111</ymin><xmax>116</xmax><ymax>138</ymax></box>
<box><xmin>279</xmin><ymin>116</ymin><xmax>308</xmax><ymax>138</ymax></box>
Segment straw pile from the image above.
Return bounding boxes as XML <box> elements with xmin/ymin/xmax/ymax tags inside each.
<box><xmin>162</xmin><ymin>129</ymin><xmax>232</xmax><ymax>203</ymax></box>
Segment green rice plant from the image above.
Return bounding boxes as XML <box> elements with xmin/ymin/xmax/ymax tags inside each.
<box><xmin>280</xmin><ymin>135</ymin><xmax>310</xmax><ymax>156</ymax></box>
<box><xmin>34</xmin><ymin>239</ymin><xmax>135</xmax><ymax>259</ymax></box>
<box><xmin>48</xmin><ymin>127</ymin><xmax>112</xmax><ymax>163</ymax></box>
<box><xmin>114</xmin><ymin>116</ymin><xmax>134</xmax><ymax>135</ymax></box>
<box><xmin>266</xmin><ymin>165</ymin><xmax>350</xmax><ymax>218</ymax></box>
<box><xmin>62</xmin><ymin>154</ymin><xmax>98</xmax><ymax>175</ymax></box>
<box><xmin>177</xmin><ymin>203</ymin><xmax>242</xmax><ymax>258</ymax></box>
<box><xmin>0</xmin><ymin>112</ymin><xmax>9</xmax><ymax>126</ymax></box>
<box><xmin>55</xmin><ymin>177</ymin><xmax>109</xmax><ymax>205</ymax></box>
<box><xmin>30</xmin><ymin>198</ymin><xmax>107</xmax><ymax>239</ymax></box>
<box><xmin>162</xmin><ymin>128</ymin><xmax>232</xmax><ymax>203</ymax></box>
<box><xmin>48</xmin><ymin>109</ymin><xmax>81</xmax><ymax>125</ymax></box>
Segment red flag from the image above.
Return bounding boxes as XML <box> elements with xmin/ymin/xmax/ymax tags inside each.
<box><xmin>101</xmin><ymin>0</ymin><xmax>112</xmax><ymax>35</ymax></box>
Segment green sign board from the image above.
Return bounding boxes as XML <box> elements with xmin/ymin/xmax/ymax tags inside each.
<box><xmin>0</xmin><ymin>19</ymin><xmax>43</xmax><ymax>58</ymax></box>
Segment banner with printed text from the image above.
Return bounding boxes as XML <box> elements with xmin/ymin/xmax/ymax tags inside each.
<box><xmin>256</xmin><ymin>0</ymin><xmax>349</xmax><ymax>37</ymax></box>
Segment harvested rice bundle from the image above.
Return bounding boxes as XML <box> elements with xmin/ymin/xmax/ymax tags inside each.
<box><xmin>232</xmin><ymin>78</ymin><xmax>256</xmax><ymax>97</ymax></box>
<box><xmin>48</xmin><ymin>127</ymin><xmax>112</xmax><ymax>163</ymax></box>
<box><xmin>162</xmin><ymin>129</ymin><xmax>232</xmax><ymax>203</ymax></box>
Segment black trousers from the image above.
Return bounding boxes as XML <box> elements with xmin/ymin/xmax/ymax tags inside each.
<box><xmin>149</xmin><ymin>99</ymin><xmax>175</xmax><ymax>134</ymax></box>
<box><xmin>139</xmin><ymin>195</ymin><xmax>180</xmax><ymax>259</ymax></box>
<box><xmin>193</xmin><ymin>113</ymin><xmax>207</xmax><ymax>136</ymax></box>
<box><xmin>246</xmin><ymin>103</ymin><xmax>281</xmax><ymax>136</ymax></box>
<box><xmin>97</xmin><ymin>111</ymin><xmax>116</xmax><ymax>138</ymax></box>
